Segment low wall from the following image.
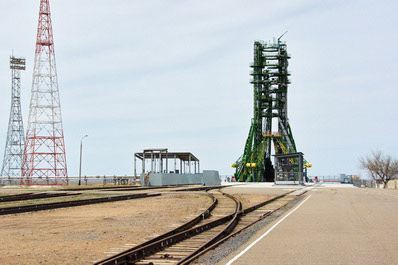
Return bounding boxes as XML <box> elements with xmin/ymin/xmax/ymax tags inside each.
<box><xmin>141</xmin><ymin>170</ymin><xmax>221</xmax><ymax>186</ymax></box>
<box><xmin>386</xmin><ymin>179</ymin><xmax>398</xmax><ymax>189</ymax></box>
<box><xmin>353</xmin><ymin>179</ymin><xmax>398</xmax><ymax>189</ymax></box>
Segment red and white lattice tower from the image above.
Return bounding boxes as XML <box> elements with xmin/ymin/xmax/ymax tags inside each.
<box><xmin>21</xmin><ymin>0</ymin><xmax>68</xmax><ymax>185</ymax></box>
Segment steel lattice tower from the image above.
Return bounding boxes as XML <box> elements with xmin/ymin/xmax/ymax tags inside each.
<box><xmin>1</xmin><ymin>56</ymin><xmax>26</xmax><ymax>185</ymax></box>
<box><xmin>233</xmin><ymin>37</ymin><xmax>299</xmax><ymax>182</ymax></box>
<box><xmin>21</xmin><ymin>0</ymin><xmax>68</xmax><ymax>185</ymax></box>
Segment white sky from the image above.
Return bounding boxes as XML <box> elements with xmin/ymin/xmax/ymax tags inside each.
<box><xmin>0</xmin><ymin>0</ymin><xmax>397</xmax><ymax>177</ymax></box>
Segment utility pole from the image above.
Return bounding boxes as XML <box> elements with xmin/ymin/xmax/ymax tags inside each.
<box><xmin>78</xmin><ymin>135</ymin><xmax>88</xmax><ymax>185</ymax></box>
<box><xmin>22</xmin><ymin>0</ymin><xmax>68</xmax><ymax>185</ymax></box>
<box><xmin>1</xmin><ymin>56</ymin><xmax>26</xmax><ymax>185</ymax></box>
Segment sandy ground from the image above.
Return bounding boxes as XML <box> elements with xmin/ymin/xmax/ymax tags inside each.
<box><xmin>233</xmin><ymin>194</ymin><xmax>275</xmax><ymax>209</ymax></box>
<box><xmin>0</xmin><ymin>185</ymin><xmax>305</xmax><ymax>264</ymax></box>
<box><xmin>0</xmin><ymin>193</ymin><xmax>212</xmax><ymax>265</ymax></box>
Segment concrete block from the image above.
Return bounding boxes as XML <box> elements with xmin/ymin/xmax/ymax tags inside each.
<box><xmin>140</xmin><ymin>171</ymin><xmax>221</xmax><ymax>186</ymax></box>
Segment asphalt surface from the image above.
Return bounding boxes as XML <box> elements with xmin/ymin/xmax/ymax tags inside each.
<box><xmin>217</xmin><ymin>186</ymin><xmax>398</xmax><ymax>265</ymax></box>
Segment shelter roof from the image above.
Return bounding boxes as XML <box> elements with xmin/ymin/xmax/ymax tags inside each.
<box><xmin>135</xmin><ymin>150</ymin><xmax>199</xmax><ymax>162</ymax></box>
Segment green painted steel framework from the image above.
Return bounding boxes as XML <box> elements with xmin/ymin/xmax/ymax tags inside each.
<box><xmin>233</xmin><ymin>38</ymin><xmax>298</xmax><ymax>182</ymax></box>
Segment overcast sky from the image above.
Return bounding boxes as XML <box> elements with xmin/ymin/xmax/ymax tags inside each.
<box><xmin>0</xmin><ymin>0</ymin><xmax>397</xmax><ymax>178</ymax></box>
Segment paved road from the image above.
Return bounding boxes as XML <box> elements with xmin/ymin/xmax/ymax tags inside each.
<box><xmin>218</xmin><ymin>187</ymin><xmax>398</xmax><ymax>265</ymax></box>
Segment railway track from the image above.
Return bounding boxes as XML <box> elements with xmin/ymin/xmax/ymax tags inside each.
<box><xmin>95</xmin><ymin>190</ymin><xmax>241</xmax><ymax>265</ymax></box>
<box><xmin>61</xmin><ymin>185</ymin><xmax>224</xmax><ymax>192</ymax></box>
<box><xmin>192</xmin><ymin>190</ymin><xmax>239</xmax><ymax>226</ymax></box>
<box><xmin>61</xmin><ymin>185</ymin><xmax>183</xmax><ymax>192</ymax></box>
<box><xmin>105</xmin><ymin>185</ymin><xmax>188</xmax><ymax>192</ymax></box>
<box><xmin>95</xmin><ymin>189</ymin><xmax>304</xmax><ymax>265</ymax></box>
<box><xmin>173</xmin><ymin>186</ymin><xmax>226</xmax><ymax>192</ymax></box>
<box><xmin>0</xmin><ymin>193</ymin><xmax>160</xmax><ymax>216</ymax></box>
<box><xmin>0</xmin><ymin>193</ymin><xmax>34</xmax><ymax>200</ymax></box>
<box><xmin>0</xmin><ymin>192</ymin><xmax>81</xmax><ymax>202</ymax></box>
<box><xmin>179</xmin><ymin>192</ymin><xmax>299</xmax><ymax>264</ymax></box>
<box><xmin>60</xmin><ymin>185</ymin><xmax>139</xmax><ymax>191</ymax></box>
<box><xmin>106</xmin><ymin>185</ymin><xmax>227</xmax><ymax>192</ymax></box>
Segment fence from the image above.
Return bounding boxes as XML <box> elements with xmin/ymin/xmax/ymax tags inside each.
<box><xmin>353</xmin><ymin>179</ymin><xmax>376</xmax><ymax>188</ymax></box>
<box><xmin>308</xmin><ymin>176</ymin><xmax>347</xmax><ymax>183</ymax></box>
<box><xmin>0</xmin><ymin>176</ymin><xmax>137</xmax><ymax>186</ymax></box>
<box><xmin>353</xmin><ymin>179</ymin><xmax>398</xmax><ymax>189</ymax></box>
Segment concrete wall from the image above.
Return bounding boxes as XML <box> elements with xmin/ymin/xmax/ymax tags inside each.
<box><xmin>387</xmin><ymin>179</ymin><xmax>398</xmax><ymax>189</ymax></box>
<box><xmin>202</xmin><ymin>170</ymin><xmax>221</xmax><ymax>186</ymax></box>
<box><xmin>141</xmin><ymin>170</ymin><xmax>221</xmax><ymax>186</ymax></box>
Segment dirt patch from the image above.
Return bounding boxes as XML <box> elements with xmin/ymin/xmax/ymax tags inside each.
<box><xmin>233</xmin><ymin>194</ymin><xmax>275</xmax><ymax>209</ymax></box>
<box><xmin>0</xmin><ymin>193</ymin><xmax>212</xmax><ymax>264</ymax></box>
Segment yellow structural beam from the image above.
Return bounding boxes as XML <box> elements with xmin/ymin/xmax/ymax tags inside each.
<box><xmin>245</xmin><ymin>163</ymin><xmax>257</xmax><ymax>168</ymax></box>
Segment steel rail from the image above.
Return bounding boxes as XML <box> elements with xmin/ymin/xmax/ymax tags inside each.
<box><xmin>95</xmin><ymin>191</ymin><xmax>241</xmax><ymax>265</ymax></box>
<box><xmin>175</xmin><ymin>192</ymin><xmax>242</xmax><ymax>265</ymax></box>
<box><xmin>59</xmin><ymin>185</ymin><xmax>139</xmax><ymax>191</ymax></box>
<box><xmin>172</xmin><ymin>186</ymin><xmax>226</xmax><ymax>192</ymax></box>
<box><xmin>178</xmin><ymin>190</ymin><xmax>303</xmax><ymax>265</ymax></box>
<box><xmin>0</xmin><ymin>193</ymin><xmax>34</xmax><ymax>200</ymax></box>
<box><xmin>0</xmin><ymin>192</ymin><xmax>81</xmax><ymax>202</ymax></box>
<box><xmin>95</xmin><ymin>190</ymin><xmax>302</xmax><ymax>265</ymax></box>
<box><xmin>61</xmin><ymin>184</ymin><xmax>201</xmax><ymax>192</ymax></box>
<box><xmin>104</xmin><ymin>185</ymin><xmax>187</xmax><ymax>192</ymax></box>
<box><xmin>0</xmin><ymin>193</ymin><xmax>160</xmax><ymax>216</ymax></box>
<box><xmin>95</xmin><ymin>192</ymin><xmax>218</xmax><ymax>265</ymax></box>
<box><xmin>62</xmin><ymin>184</ymin><xmax>206</xmax><ymax>192</ymax></box>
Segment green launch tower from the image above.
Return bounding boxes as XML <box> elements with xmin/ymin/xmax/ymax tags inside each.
<box><xmin>233</xmin><ymin>37</ymin><xmax>304</xmax><ymax>182</ymax></box>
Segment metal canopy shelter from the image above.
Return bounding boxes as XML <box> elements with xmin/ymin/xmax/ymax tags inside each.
<box><xmin>134</xmin><ymin>148</ymin><xmax>200</xmax><ymax>176</ymax></box>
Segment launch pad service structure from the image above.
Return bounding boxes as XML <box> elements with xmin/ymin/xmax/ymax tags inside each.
<box><xmin>233</xmin><ymin>36</ymin><xmax>311</xmax><ymax>184</ymax></box>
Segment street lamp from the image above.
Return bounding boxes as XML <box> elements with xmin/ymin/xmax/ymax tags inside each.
<box><xmin>78</xmin><ymin>134</ymin><xmax>88</xmax><ymax>185</ymax></box>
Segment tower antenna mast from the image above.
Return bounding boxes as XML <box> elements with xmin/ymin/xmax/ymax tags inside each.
<box><xmin>22</xmin><ymin>0</ymin><xmax>68</xmax><ymax>185</ymax></box>
<box><xmin>1</xmin><ymin>56</ymin><xmax>26</xmax><ymax>185</ymax></box>
<box><xmin>278</xmin><ymin>31</ymin><xmax>288</xmax><ymax>42</ymax></box>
